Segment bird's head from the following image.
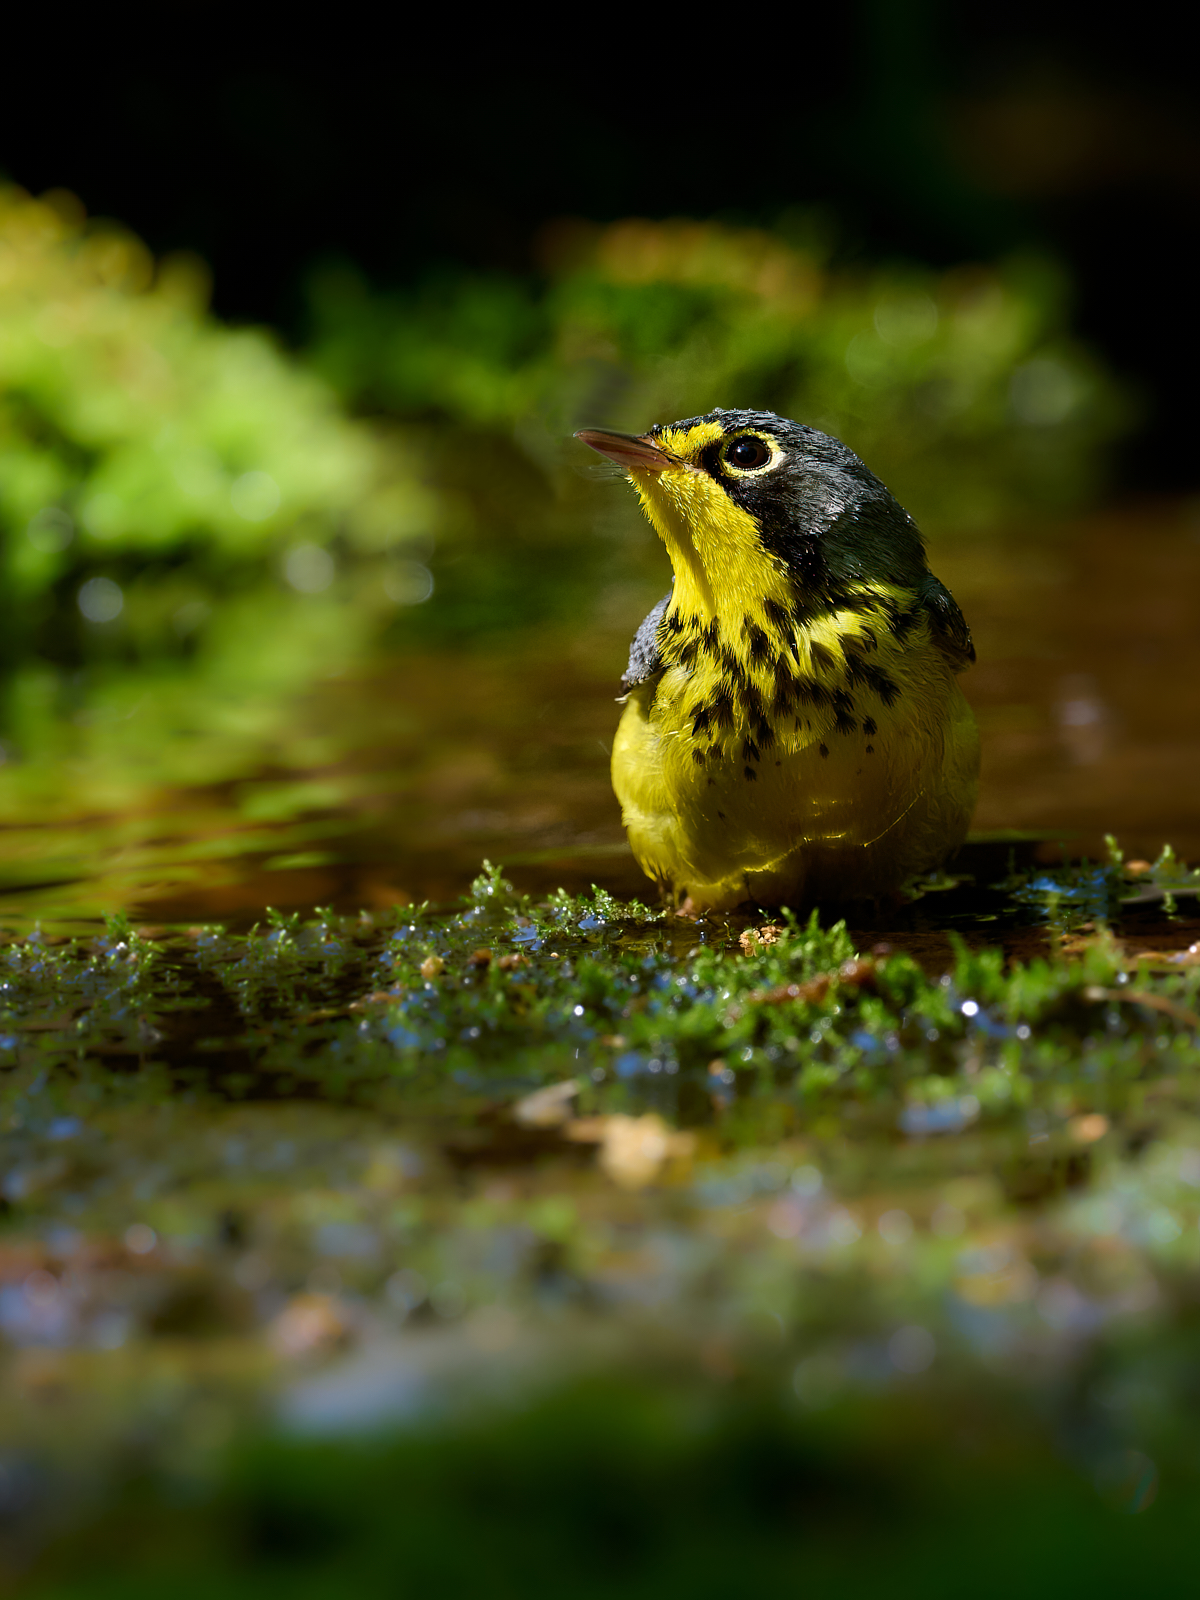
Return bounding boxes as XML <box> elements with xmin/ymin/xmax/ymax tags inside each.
<box><xmin>577</xmin><ymin>409</ymin><xmax>930</xmax><ymax>624</ymax></box>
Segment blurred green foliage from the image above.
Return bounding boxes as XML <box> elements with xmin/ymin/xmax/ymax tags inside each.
<box><xmin>0</xmin><ymin>187</ymin><xmax>442</xmax><ymax>763</ymax></box>
<box><xmin>0</xmin><ymin>193</ymin><xmax>1132</xmax><ymax>789</ymax></box>
<box><xmin>31</xmin><ymin>1376</ymin><xmax>1200</xmax><ymax>1597</ymax></box>
<box><xmin>306</xmin><ymin>215</ymin><xmax>1131</xmax><ymax>531</ymax></box>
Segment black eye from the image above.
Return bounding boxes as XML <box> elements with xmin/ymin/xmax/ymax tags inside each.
<box><xmin>725</xmin><ymin>437</ymin><xmax>771</xmax><ymax>471</ymax></box>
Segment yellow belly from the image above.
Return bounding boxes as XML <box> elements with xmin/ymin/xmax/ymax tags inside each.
<box><xmin>612</xmin><ymin>655</ymin><xmax>979</xmax><ymax>911</ymax></box>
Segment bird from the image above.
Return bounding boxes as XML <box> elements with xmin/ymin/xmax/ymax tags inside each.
<box><xmin>575</xmin><ymin>409</ymin><xmax>979</xmax><ymax>913</ymax></box>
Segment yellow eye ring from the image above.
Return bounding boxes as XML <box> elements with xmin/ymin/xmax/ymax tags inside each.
<box><xmin>721</xmin><ymin>435</ymin><xmax>773</xmax><ymax>473</ymax></box>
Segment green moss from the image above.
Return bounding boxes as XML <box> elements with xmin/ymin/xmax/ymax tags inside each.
<box><xmin>4</xmin><ymin>854</ymin><xmax>1200</xmax><ymax>1590</ymax></box>
<box><xmin>3</xmin><ymin>855</ymin><xmax>1198</xmax><ymax>1136</ymax></box>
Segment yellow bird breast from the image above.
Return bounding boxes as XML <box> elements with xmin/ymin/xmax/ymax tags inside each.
<box><xmin>612</xmin><ymin>610</ymin><xmax>979</xmax><ymax>912</ymax></box>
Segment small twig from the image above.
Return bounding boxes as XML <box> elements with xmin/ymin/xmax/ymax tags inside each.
<box><xmin>1084</xmin><ymin>986</ymin><xmax>1200</xmax><ymax>1030</ymax></box>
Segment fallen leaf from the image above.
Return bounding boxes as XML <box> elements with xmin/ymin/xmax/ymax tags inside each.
<box><xmin>348</xmin><ymin>991</ymin><xmax>401</xmax><ymax>1010</ymax></box>
<box><xmin>513</xmin><ymin>1079</ymin><xmax>580</xmax><ymax>1129</ymax></box>
<box><xmin>564</xmin><ymin>1113</ymin><xmax>695</xmax><ymax>1189</ymax></box>
<box><xmin>269</xmin><ymin>1293</ymin><xmax>352</xmax><ymax>1359</ymax></box>
<box><xmin>1069</xmin><ymin>1113</ymin><xmax>1110</xmax><ymax>1143</ymax></box>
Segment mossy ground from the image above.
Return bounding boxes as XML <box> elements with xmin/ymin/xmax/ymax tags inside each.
<box><xmin>4</xmin><ymin>846</ymin><xmax>1200</xmax><ymax>1592</ymax></box>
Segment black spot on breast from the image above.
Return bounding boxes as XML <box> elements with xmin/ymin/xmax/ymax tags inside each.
<box><xmin>819</xmin><ymin>743</ymin><xmax>829</xmax><ymax>758</ymax></box>
<box><xmin>862</xmin><ymin>665</ymin><xmax>899</xmax><ymax>706</ymax></box>
<box><xmin>763</xmin><ymin>597</ymin><xmax>791</xmax><ymax>634</ymax></box>
<box><xmin>772</xmin><ymin>661</ymin><xmax>798</xmax><ymax>714</ymax></box>
<box><xmin>862</xmin><ymin>716</ymin><xmax>877</xmax><ymax>737</ymax></box>
<box><xmin>743</xmin><ymin>766</ymin><xmax>757</xmax><ymax>781</ymax></box>
<box><xmin>741</xmin><ymin>738</ymin><xmax>760</xmax><ymax>762</ymax></box>
<box><xmin>866</xmin><ymin>744</ymin><xmax>875</xmax><ymax>754</ymax></box>
<box><xmin>710</xmin><ymin>691</ymin><xmax>735</xmax><ymax>731</ymax></box>
<box><xmin>753</xmin><ymin>717</ymin><xmax>776</xmax><ymax>750</ymax></box>
<box><xmin>892</xmin><ymin>608</ymin><xmax>920</xmax><ymax>641</ymax></box>
<box><xmin>834</xmin><ymin>708</ymin><xmax>857</xmax><ymax>735</ymax></box>
<box><xmin>809</xmin><ymin>641</ymin><xmax>835</xmax><ymax>675</ymax></box>
<box><xmin>841</xmin><ymin>639</ymin><xmax>870</xmax><ymax>687</ymax></box>
<box><xmin>691</xmin><ymin>705</ymin><xmax>711</xmax><ymax>737</ymax></box>
<box><xmin>665</xmin><ymin>611</ymin><xmax>684</xmax><ymax>634</ymax></box>
<box><xmin>719</xmin><ymin>648</ymin><xmax>748</xmax><ymax>688</ymax></box>
<box><xmin>745</xmin><ymin>621</ymin><xmax>772</xmax><ymax>665</ymax></box>
<box><xmin>676</xmin><ymin>638</ymin><xmax>700</xmax><ymax>670</ymax></box>
<box><xmin>717</xmin><ymin>810</ymin><xmax>727</xmax><ymax>819</ymax></box>
<box><xmin>692</xmin><ymin>748</ymin><xmax>706</xmax><ymax>766</ymax></box>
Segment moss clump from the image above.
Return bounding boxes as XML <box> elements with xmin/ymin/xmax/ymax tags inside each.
<box><xmin>0</xmin><ymin>186</ymin><xmax>442</xmax><ymax>765</ymax></box>
<box><xmin>3</xmin><ymin>857</ymin><xmax>1198</xmax><ymax>1135</ymax></box>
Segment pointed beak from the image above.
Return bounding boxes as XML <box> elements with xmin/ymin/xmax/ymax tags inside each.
<box><xmin>574</xmin><ymin>428</ymin><xmax>677</xmax><ymax>472</ymax></box>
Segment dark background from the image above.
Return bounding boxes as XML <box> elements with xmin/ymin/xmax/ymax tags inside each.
<box><xmin>2</xmin><ymin>2</ymin><xmax>1194</xmax><ymax>488</ymax></box>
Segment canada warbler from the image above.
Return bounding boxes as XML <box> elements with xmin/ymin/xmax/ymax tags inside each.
<box><xmin>577</xmin><ymin>409</ymin><xmax>979</xmax><ymax>912</ymax></box>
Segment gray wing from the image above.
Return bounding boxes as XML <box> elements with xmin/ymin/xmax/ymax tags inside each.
<box><xmin>918</xmin><ymin>574</ymin><xmax>975</xmax><ymax>669</ymax></box>
<box><xmin>620</xmin><ymin>590</ymin><xmax>672</xmax><ymax>691</ymax></box>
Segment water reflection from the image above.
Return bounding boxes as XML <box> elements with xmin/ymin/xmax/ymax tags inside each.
<box><xmin>950</xmin><ymin>501</ymin><xmax>1200</xmax><ymax>860</ymax></box>
<box><xmin>1055</xmin><ymin>673</ymin><xmax>1108</xmax><ymax>766</ymax></box>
